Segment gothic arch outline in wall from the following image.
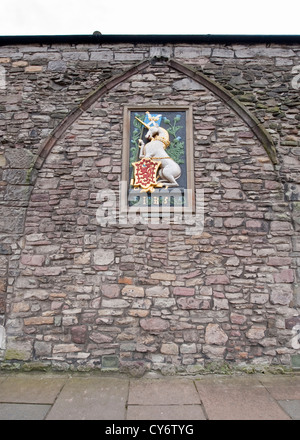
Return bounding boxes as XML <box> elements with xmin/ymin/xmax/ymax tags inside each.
<box><xmin>33</xmin><ymin>58</ymin><xmax>278</xmax><ymax>174</ymax></box>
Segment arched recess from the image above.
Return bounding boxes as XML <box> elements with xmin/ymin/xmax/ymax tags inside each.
<box><xmin>33</xmin><ymin>58</ymin><xmax>277</xmax><ymax>173</ymax></box>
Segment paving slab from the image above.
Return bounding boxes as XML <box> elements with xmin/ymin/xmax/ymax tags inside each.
<box><xmin>195</xmin><ymin>376</ymin><xmax>290</xmax><ymax>420</ymax></box>
<box><xmin>278</xmin><ymin>400</ymin><xmax>300</xmax><ymax>420</ymax></box>
<box><xmin>46</xmin><ymin>376</ymin><xmax>129</xmax><ymax>420</ymax></box>
<box><xmin>0</xmin><ymin>374</ymin><xmax>67</xmax><ymax>404</ymax></box>
<box><xmin>127</xmin><ymin>404</ymin><xmax>206</xmax><ymax>420</ymax></box>
<box><xmin>259</xmin><ymin>375</ymin><xmax>300</xmax><ymax>400</ymax></box>
<box><xmin>0</xmin><ymin>403</ymin><xmax>51</xmax><ymax>420</ymax></box>
<box><xmin>128</xmin><ymin>379</ymin><xmax>201</xmax><ymax>406</ymax></box>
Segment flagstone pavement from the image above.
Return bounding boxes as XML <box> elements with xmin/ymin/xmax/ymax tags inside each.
<box><xmin>0</xmin><ymin>372</ymin><xmax>299</xmax><ymax>420</ymax></box>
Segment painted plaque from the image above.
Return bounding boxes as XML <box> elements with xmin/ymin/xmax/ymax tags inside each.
<box><xmin>122</xmin><ymin>106</ymin><xmax>194</xmax><ymax>214</ymax></box>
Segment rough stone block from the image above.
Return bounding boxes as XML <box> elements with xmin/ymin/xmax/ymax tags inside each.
<box><xmin>71</xmin><ymin>325</ymin><xmax>87</xmax><ymax>344</ymax></box>
<box><xmin>140</xmin><ymin>317</ymin><xmax>169</xmax><ymax>332</ymax></box>
<box><xmin>150</xmin><ymin>273</ymin><xmax>176</xmax><ymax>281</ymax></box>
<box><xmin>93</xmin><ymin>249</ymin><xmax>114</xmax><ymax>266</ymax></box>
<box><xmin>160</xmin><ymin>343</ymin><xmax>179</xmax><ymax>355</ymax></box>
<box><xmin>173</xmin><ymin>287</ymin><xmax>195</xmax><ymax>296</ymax></box>
<box><xmin>122</xmin><ymin>285</ymin><xmax>144</xmax><ymax>297</ymax></box>
<box><xmin>270</xmin><ymin>284</ymin><xmax>293</xmax><ymax>305</ymax></box>
<box><xmin>205</xmin><ymin>324</ymin><xmax>228</xmax><ymax>345</ymax></box>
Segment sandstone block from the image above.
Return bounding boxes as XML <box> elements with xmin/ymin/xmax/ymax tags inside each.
<box><xmin>173</xmin><ymin>78</ymin><xmax>205</xmax><ymax>91</ymax></box>
<box><xmin>270</xmin><ymin>284</ymin><xmax>293</xmax><ymax>305</ymax></box>
<box><xmin>145</xmin><ymin>286</ymin><xmax>170</xmax><ymax>297</ymax></box>
<box><xmin>150</xmin><ymin>272</ymin><xmax>176</xmax><ymax>281</ymax></box>
<box><xmin>21</xmin><ymin>254</ymin><xmax>45</xmax><ymax>266</ymax></box>
<box><xmin>230</xmin><ymin>313</ymin><xmax>247</xmax><ymax>325</ymax></box>
<box><xmin>25</xmin><ymin>65</ymin><xmax>43</xmax><ymax>73</ymax></box>
<box><xmin>102</xmin><ymin>284</ymin><xmax>120</xmax><ymax>298</ymax></box>
<box><xmin>93</xmin><ymin>249</ymin><xmax>114</xmax><ymax>266</ymax></box>
<box><xmin>224</xmin><ymin>218</ymin><xmax>244</xmax><ymax>228</ymax></box>
<box><xmin>160</xmin><ymin>343</ymin><xmax>179</xmax><ymax>355</ymax></box>
<box><xmin>154</xmin><ymin>298</ymin><xmax>176</xmax><ymax>308</ymax></box>
<box><xmin>177</xmin><ymin>297</ymin><xmax>201</xmax><ymax>309</ymax></box>
<box><xmin>34</xmin><ymin>341</ymin><xmax>51</xmax><ymax>357</ymax></box>
<box><xmin>122</xmin><ymin>285</ymin><xmax>144</xmax><ymax>297</ymax></box>
<box><xmin>206</xmin><ymin>274</ymin><xmax>230</xmax><ymax>285</ymax></box>
<box><xmin>180</xmin><ymin>343</ymin><xmax>197</xmax><ymax>354</ymax></box>
<box><xmin>246</xmin><ymin>326</ymin><xmax>266</xmax><ymax>340</ymax></box>
<box><xmin>89</xmin><ymin>332</ymin><xmax>113</xmax><ymax>344</ymax></box>
<box><xmin>173</xmin><ymin>287</ymin><xmax>195</xmax><ymax>296</ymax></box>
<box><xmin>53</xmin><ymin>344</ymin><xmax>80</xmax><ymax>354</ymax></box>
<box><xmin>35</xmin><ymin>267</ymin><xmax>63</xmax><ymax>276</ymax></box>
<box><xmin>250</xmin><ymin>293</ymin><xmax>269</xmax><ymax>304</ymax></box>
<box><xmin>205</xmin><ymin>323</ymin><xmax>228</xmax><ymax>345</ymax></box>
<box><xmin>71</xmin><ymin>325</ymin><xmax>87</xmax><ymax>344</ymax></box>
<box><xmin>140</xmin><ymin>317</ymin><xmax>169</xmax><ymax>332</ymax></box>
<box><xmin>273</xmin><ymin>269</ymin><xmax>294</xmax><ymax>283</ymax></box>
<box><xmin>102</xmin><ymin>298</ymin><xmax>130</xmax><ymax>309</ymax></box>
<box><xmin>24</xmin><ymin>316</ymin><xmax>54</xmax><ymax>326</ymax></box>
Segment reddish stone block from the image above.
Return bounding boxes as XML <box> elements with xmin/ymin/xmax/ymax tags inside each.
<box><xmin>140</xmin><ymin>317</ymin><xmax>169</xmax><ymax>332</ymax></box>
<box><xmin>71</xmin><ymin>325</ymin><xmax>87</xmax><ymax>344</ymax></box>
<box><xmin>206</xmin><ymin>274</ymin><xmax>230</xmax><ymax>285</ymax></box>
<box><xmin>173</xmin><ymin>287</ymin><xmax>195</xmax><ymax>296</ymax></box>
<box><xmin>21</xmin><ymin>254</ymin><xmax>45</xmax><ymax>266</ymax></box>
<box><xmin>273</xmin><ymin>269</ymin><xmax>294</xmax><ymax>283</ymax></box>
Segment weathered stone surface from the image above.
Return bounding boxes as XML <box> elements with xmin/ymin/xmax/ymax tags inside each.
<box><xmin>102</xmin><ymin>284</ymin><xmax>120</xmax><ymax>298</ymax></box>
<box><xmin>140</xmin><ymin>318</ymin><xmax>170</xmax><ymax>332</ymax></box>
<box><xmin>205</xmin><ymin>324</ymin><xmax>228</xmax><ymax>345</ymax></box>
<box><xmin>246</xmin><ymin>326</ymin><xmax>266</xmax><ymax>340</ymax></box>
<box><xmin>206</xmin><ymin>275</ymin><xmax>230</xmax><ymax>285</ymax></box>
<box><xmin>21</xmin><ymin>255</ymin><xmax>45</xmax><ymax>266</ymax></box>
<box><xmin>270</xmin><ymin>285</ymin><xmax>293</xmax><ymax>305</ymax></box>
<box><xmin>160</xmin><ymin>343</ymin><xmax>179</xmax><ymax>355</ymax></box>
<box><xmin>24</xmin><ymin>316</ymin><xmax>54</xmax><ymax>326</ymax></box>
<box><xmin>177</xmin><ymin>297</ymin><xmax>201</xmax><ymax>309</ymax></box>
<box><xmin>150</xmin><ymin>273</ymin><xmax>176</xmax><ymax>281</ymax></box>
<box><xmin>0</xmin><ymin>207</ymin><xmax>26</xmax><ymax>233</ymax></box>
<box><xmin>93</xmin><ymin>249</ymin><xmax>114</xmax><ymax>266</ymax></box>
<box><xmin>5</xmin><ymin>339</ymin><xmax>32</xmax><ymax>360</ymax></box>
<box><xmin>173</xmin><ymin>78</ymin><xmax>205</xmax><ymax>91</ymax></box>
<box><xmin>145</xmin><ymin>286</ymin><xmax>170</xmax><ymax>297</ymax></box>
<box><xmin>101</xmin><ymin>299</ymin><xmax>130</xmax><ymax>309</ymax></box>
<box><xmin>89</xmin><ymin>332</ymin><xmax>113</xmax><ymax>344</ymax></box>
<box><xmin>173</xmin><ymin>287</ymin><xmax>195</xmax><ymax>296</ymax></box>
<box><xmin>122</xmin><ymin>285</ymin><xmax>144</xmax><ymax>297</ymax></box>
<box><xmin>71</xmin><ymin>325</ymin><xmax>87</xmax><ymax>344</ymax></box>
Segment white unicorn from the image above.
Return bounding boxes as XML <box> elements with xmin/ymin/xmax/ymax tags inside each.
<box><xmin>136</xmin><ymin>117</ymin><xmax>181</xmax><ymax>187</ymax></box>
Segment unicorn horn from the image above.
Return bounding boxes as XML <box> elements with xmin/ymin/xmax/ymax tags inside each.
<box><xmin>135</xmin><ymin>116</ymin><xmax>150</xmax><ymax>130</ymax></box>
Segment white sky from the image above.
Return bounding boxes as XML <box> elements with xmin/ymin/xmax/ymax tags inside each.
<box><xmin>0</xmin><ymin>0</ymin><xmax>299</xmax><ymax>36</ymax></box>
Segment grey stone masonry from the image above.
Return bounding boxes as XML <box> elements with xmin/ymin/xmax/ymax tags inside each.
<box><xmin>0</xmin><ymin>36</ymin><xmax>300</xmax><ymax>374</ymax></box>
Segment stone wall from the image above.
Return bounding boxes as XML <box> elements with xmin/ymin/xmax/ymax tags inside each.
<box><xmin>0</xmin><ymin>36</ymin><xmax>300</xmax><ymax>374</ymax></box>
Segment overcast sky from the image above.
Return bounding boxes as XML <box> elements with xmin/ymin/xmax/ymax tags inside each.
<box><xmin>1</xmin><ymin>0</ymin><xmax>299</xmax><ymax>36</ymax></box>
